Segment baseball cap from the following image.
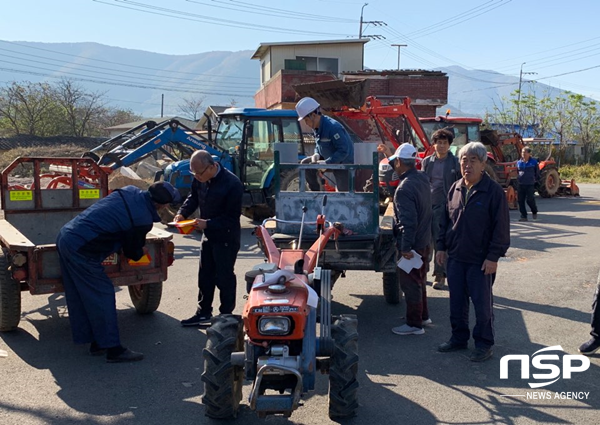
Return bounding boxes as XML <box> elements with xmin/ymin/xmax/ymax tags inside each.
<box><xmin>388</xmin><ymin>143</ymin><xmax>417</xmax><ymax>161</ymax></box>
<box><xmin>148</xmin><ymin>181</ymin><xmax>182</xmax><ymax>205</ymax></box>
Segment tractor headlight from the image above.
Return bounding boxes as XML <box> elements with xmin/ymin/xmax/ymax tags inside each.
<box><xmin>258</xmin><ymin>316</ymin><xmax>291</xmax><ymax>336</ymax></box>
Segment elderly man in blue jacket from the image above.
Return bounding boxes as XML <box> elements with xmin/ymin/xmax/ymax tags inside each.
<box><xmin>57</xmin><ymin>182</ymin><xmax>181</xmax><ymax>363</ymax></box>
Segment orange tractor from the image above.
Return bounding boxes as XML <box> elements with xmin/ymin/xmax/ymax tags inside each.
<box><xmin>201</xmin><ymin>196</ymin><xmax>359</xmax><ymax>419</ymax></box>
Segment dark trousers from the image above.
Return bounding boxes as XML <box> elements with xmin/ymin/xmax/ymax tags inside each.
<box><xmin>198</xmin><ymin>238</ymin><xmax>240</xmax><ymax>315</ymax></box>
<box><xmin>398</xmin><ymin>246</ymin><xmax>430</xmax><ymax>328</ymax></box>
<box><xmin>590</xmin><ymin>270</ymin><xmax>600</xmax><ymax>340</ymax></box>
<box><xmin>447</xmin><ymin>257</ymin><xmax>495</xmax><ymax>349</ymax></box>
<box><xmin>430</xmin><ymin>203</ymin><xmax>446</xmax><ymax>278</ymax></box>
<box><xmin>57</xmin><ymin>236</ymin><xmax>120</xmax><ymax>349</ymax></box>
<box><xmin>517</xmin><ymin>184</ymin><xmax>538</xmax><ymax>218</ymax></box>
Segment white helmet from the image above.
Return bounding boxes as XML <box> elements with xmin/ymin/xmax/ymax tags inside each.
<box><xmin>295</xmin><ymin>97</ymin><xmax>320</xmax><ymax>121</ymax></box>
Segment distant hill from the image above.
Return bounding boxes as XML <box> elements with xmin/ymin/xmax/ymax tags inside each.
<box><xmin>0</xmin><ymin>42</ymin><xmax>590</xmax><ymax>119</ymax></box>
<box><xmin>0</xmin><ymin>41</ymin><xmax>259</xmax><ymax>116</ymax></box>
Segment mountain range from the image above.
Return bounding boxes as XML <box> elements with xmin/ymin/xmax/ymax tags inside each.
<box><xmin>0</xmin><ymin>41</ymin><xmax>582</xmax><ymax>118</ymax></box>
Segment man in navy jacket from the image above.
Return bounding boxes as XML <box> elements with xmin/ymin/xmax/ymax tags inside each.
<box><xmin>177</xmin><ymin>150</ymin><xmax>243</xmax><ymax>326</ymax></box>
<box><xmin>57</xmin><ymin>182</ymin><xmax>181</xmax><ymax>362</ymax></box>
<box><xmin>517</xmin><ymin>146</ymin><xmax>540</xmax><ymax>221</ymax></box>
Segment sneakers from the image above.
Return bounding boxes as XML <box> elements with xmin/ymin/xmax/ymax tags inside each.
<box><xmin>518</xmin><ymin>217</ymin><xmax>528</xmax><ymax>222</ymax></box>
<box><xmin>106</xmin><ymin>347</ymin><xmax>144</xmax><ymax>363</ymax></box>
<box><xmin>438</xmin><ymin>341</ymin><xmax>468</xmax><ymax>352</ymax></box>
<box><xmin>432</xmin><ymin>276</ymin><xmax>446</xmax><ymax>290</ymax></box>
<box><xmin>181</xmin><ymin>312</ymin><xmax>212</xmax><ymax>327</ymax></box>
<box><xmin>532</xmin><ymin>213</ymin><xmax>538</xmax><ymax>220</ymax></box>
<box><xmin>470</xmin><ymin>347</ymin><xmax>493</xmax><ymax>362</ymax></box>
<box><xmin>392</xmin><ymin>324</ymin><xmax>424</xmax><ymax>335</ymax></box>
<box><xmin>578</xmin><ymin>338</ymin><xmax>600</xmax><ymax>356</ymax></box>
<box><xmin>422</xmin><ymin>318</ymin><xmax>433</xmax><ymax>326</ymax></box>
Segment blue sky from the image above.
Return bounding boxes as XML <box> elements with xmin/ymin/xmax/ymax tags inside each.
<box><xmin>2</xmin><ymin>0</ymin><xmax>600</xmax><ymax>101</ymax></box>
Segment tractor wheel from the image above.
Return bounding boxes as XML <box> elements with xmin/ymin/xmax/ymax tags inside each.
<box><xmin>128</xmin><ymin>282</ymin><xmax>162</xmax><ymax>314</ymax></box>
<box><xmin>0</xmin><ymin>249</ymin><xmax>21</xmax><ymax>332</ymax></box>
<box><xmin>329</xmin><ymin>314</ymin><xmax>359</xmax><ymax>419</ymax></box>
<box><xmin>280</xmin><ymin>170</ymin><xmax>307</xmax><ymax>192</ymax></box>
<box><xmin>538</xmin><ymin>167</ymin><xmax>560</xmax><ymax>198</ymax></box>
<box><xmin>382</xmin><ymin>272</ymin><xmax>401</xmax><ymax>305</ymax></box>
<box><xmin>201</xmin><ymin>314</ymin><xmax>244</xmax><ymax>419</ymax></box>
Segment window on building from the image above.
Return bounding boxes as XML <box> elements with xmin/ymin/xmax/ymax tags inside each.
<box><xmin>295</xmin><ymin>56</ymin><xmax>339</xmax><ymax>75</ymax></box>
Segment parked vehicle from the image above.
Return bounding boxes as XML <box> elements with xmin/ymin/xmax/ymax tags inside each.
<box><xmin>0</xmin><ymin>157</ymin><xmax>174</xmax><ymax>331</ymax></box>
<box><xmin>202</xmin><ymin>195</ymin><xmax>359</xmax><ymax>419</ymax></box>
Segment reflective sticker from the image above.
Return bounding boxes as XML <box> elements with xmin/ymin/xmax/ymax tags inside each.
<box><xmin>333</xmin><ymin>133</ymin><xmax>340</xmax><ymax>140</ymax></box>
<box><xmin>80</xmin><ymin>189</ymin><xmax>100</xmax><ymax>199</ymax></box>
<box><xmin>128</xmin><ymin>253</ymin><xmax>152</xmax><ymax>267</ymax></box>
<box><xmin>9</xmin><ymin>191</ymin><xmax>33</xmax><ymax>201</ymax></box>
<box><xmin>102</xmin><ymin>253</ymin><xmax>119</xmax><ymax>265</ymax></box>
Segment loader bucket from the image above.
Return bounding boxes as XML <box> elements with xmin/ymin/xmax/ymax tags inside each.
<box><xmin>292</xmin><ymin>79</ymin><xmax>370</xmax><ymax>110</ymax></box>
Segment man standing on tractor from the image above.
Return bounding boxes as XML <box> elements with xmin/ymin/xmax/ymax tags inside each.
<box><xmin>177</xmin><ymin>150</ymin><xmax>244</xmax><ymax>327</ymax></box>
<box><xmin>56</xmin><ymin>182</ymin><xmax>181</xmax><ymax>363</ymax></box>
<box><xmin>421</xmin><ymin>129</ymin><xmax>461</xmax><ymax>290</ymax></box>
<box><xmin>295</xmin><ymin>97</ymin><xmax>354</xmax><ymax>191</ymax></box>
<box><xmin>387</xmin><ymin>143</ymin><xmax>433</xmax><ymax>336</ymax></box>
<box><xmin>517</xmin><ymin>146</ymin><xmax>540</xmax><ymax>222</ymax></box>
<box><xmin>436</xmin><ymin>142</ymin><xmax>510</xmax><ymax>362</ymax></box>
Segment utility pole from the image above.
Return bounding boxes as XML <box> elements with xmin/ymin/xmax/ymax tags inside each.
<box><xmin>359</xmin><ymin>3</ymin><xmax>368</xmax><ymax>38</ymax></box>
<box><xmin>161</xmin><ymin>94</ymin><xmax>164</xmax><ymax>118</ymax></box>
<box><xmin>391</xmin><ymin>44</ymin><xmax>407</xmax><ymax>70</ymax></box>
<box><xmin>517</xmin><ymin>63</ymin><xmax>537</xmax><ymax>133</ymax></box>
<box><xmin>359</xmin><ymin>3</ymin><xmax>386</xmax><ymax>39</ymax></box>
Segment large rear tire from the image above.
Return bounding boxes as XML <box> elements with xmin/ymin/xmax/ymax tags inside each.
<box><xmin>538</xmin><ymin>167</ymin><xmax>560</xmax><ymax>198</ymax></box>
<box><xmin>0</xmin><ymin>249</ymin><xmax>21</xmax><ymax>332</ymax></box>
<box><xmin>382</xmin><ymin>272</ymin><xmax>401</xmax><ymax>305</ymax></box>
<box><xmin>128</xmin><ymin>282</ymin><xmax>162</xmax><ymax>314</ymax></box>
<box><xmin>202</xmin><ymin>314</ymin><xmax>244</xmax><ymax>419</ymax></box>
<box><xmin>329</xmin><ymin>314</ymin><xmax>359</xmax><ymax>419</ymax></box>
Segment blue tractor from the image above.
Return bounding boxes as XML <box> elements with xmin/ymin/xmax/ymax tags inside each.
<box><xmin>84</xmin><ymin>110</ymin><xmax>309</xmax><ymax>221</ymax></box>
<box><xmin>161</xmin><ymin>108</ymin><xmax>309</xmax><ymax>220</ymax></box>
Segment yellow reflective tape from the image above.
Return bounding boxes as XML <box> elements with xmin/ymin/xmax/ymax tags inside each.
<box><xmin>9</xmin><ymin>191</ymin><xmax>33</xmax><ymax>201</ymax></box>
<box><xmin>79</xmin><ymin>189</ymin><xmax>100</xmax><ymax>199</ymax></box>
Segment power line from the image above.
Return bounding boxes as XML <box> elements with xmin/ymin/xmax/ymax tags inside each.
<box><xmin>0</xmin><ymin>40</ymin><xmax>256</xmax><ymax>81</ymax></box>
<box><xmin>0</xmin><ymin>66</ymin><xmax>254</xmax><ymax>98</ymax></box>
<box><xmin>0</xmin><ymin>48</ymin><xmax>257</xmax><ymax>89</ymax></box>
<box><xmin>93</xmin><ymin>0</ymin><xmax>353</xmax><ymax>37</ymax></box>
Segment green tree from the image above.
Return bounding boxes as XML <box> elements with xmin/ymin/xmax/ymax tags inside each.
<box><xmin>54</xmin><ymin>79</ymin><xmax>107</xmax><ymax>137</ymax></box>
<box><xmin>567</xmin><ymin>93</ymin><xmax>600</xmax><ymax>163</ymax></box>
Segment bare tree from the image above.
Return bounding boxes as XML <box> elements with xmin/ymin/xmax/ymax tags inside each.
<box><xmin>54</xmin><ymin>79</ymin><xmax>106</xmax><ymax>137</ymax></box>
<box><xmin>177</xmin><ymin>95</ymin><xmax>206</xmax><ymax>121</ymax></box>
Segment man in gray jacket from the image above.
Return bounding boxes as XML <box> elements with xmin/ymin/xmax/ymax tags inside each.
<box><xmin>421</xmin><ymin>129</ymin><xmax>461</xmax><ymax>289</ymax></box>
<box><xmin>389</xmin><ymin>144</ymin><xmax>433</xmax><ymax>336</ymax></box>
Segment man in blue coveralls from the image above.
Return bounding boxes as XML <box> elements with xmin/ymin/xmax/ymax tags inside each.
<box><xmin>517</xmin><ymin>146</ymin><xmax>540</xmax><ymax>222</ymax></box>
<box><xmin>56</xmin><ymin>182</ymin><xmax>181</xmax><ymax>363</ymax></box>
<box><xmin>295</xmin><ymin>97</ymin><xmax>354</xmax><ymax>191</ymax></box>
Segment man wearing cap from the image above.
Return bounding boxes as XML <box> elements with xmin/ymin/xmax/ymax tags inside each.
<box><xmin>295</xmin><ymin>97</ymin><xmax>354</xmax><ymax>191</ymax></box>
<box><xmin>387</xmin><ymin>143</ymin><xmax>433</xmax><ymax>336</ymax></box>
<box><xmin>56</xmin><ymin>181</ymin><xmax>181</xmax><ymax>363</ymax></box>
<box><xmin>421</xmin><ymin>129</ymin><xmax>461</xmax><ymax>290</ymax></box>
<box><xmin>177</xmin><ymin>150</ymin><xmax>243</xmax><ymax>327</ymax></box>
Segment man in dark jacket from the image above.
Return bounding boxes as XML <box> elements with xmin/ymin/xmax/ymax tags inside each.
<box><xmin>422</xmin><ymin>129</ymin><xmax>461</xmax><ymax>289</ymax></box>
<box><xmin>177</xmin><ymin>150</ymin><xmax>243</xmax><ymax>326</ymax></box>
<box><xmin>517</xmin><ymin>146</ymin><xmax>540</xmax><ymax>221</ymax></box>
<box><xmin>388</xmin><ymin>143</ymin><xmax>433</xmax><ymax>336</ymax></box>
<box><xmin>56</xmin><ymin>182</ymin><xmax>181</xmax><ymax>363</ymax></box>
<box><xmin>436</xmin><ymin>142</ymin><xmax>510</xmax><ymax>362</ymax></box>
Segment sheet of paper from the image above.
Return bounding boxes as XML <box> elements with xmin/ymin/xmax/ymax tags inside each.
<box><xmin>397</xmin><ymin>250</ymin><xmax>423</xmax><ymax>274</ymax></box>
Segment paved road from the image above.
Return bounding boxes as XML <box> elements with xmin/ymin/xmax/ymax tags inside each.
<box><xmin>2</xmin><ymin>185</ymin><xmax>600</xmax><ymax>424</ymax></box>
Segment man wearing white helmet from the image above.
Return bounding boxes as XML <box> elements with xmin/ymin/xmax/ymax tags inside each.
<box><xmin>295</xmin><ymin>97</ymin><xmax>354</xmax><ymax>191</ymax></box>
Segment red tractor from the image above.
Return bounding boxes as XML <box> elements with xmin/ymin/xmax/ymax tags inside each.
<box><xmin>201</xmin><ymin>196</ymin><xmax>359</xmax><ymax>419</ymax></box>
